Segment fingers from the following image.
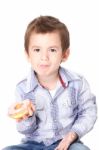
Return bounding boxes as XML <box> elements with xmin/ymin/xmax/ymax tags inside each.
<box><xmin>19</xmin><ymin>101</ymin><xmax>35</xmax><ymax>121</ymax></box>
<box><xmin>23</xmin><ymin>99</ymin><xmax>35</xmax><ymax>112</ymax></box>
<box><xmin>55</xmin><ymin>148</ymin><xmax>67</xmax><ymax>150</ymax></box>
<box><xmin>24</xmin><ymin>99</ymin><xmax>35</xmax><ymax>116</ymax></box>
<box><xmin>54</xmin><ymin>139</ymin><xmax>69</xmax><ymax>150</ymax></box>
<box><xmin>8</xmin><ymin>99</ymin><xmax>35</xmax><ymax>120</ymax></box>
<box><xmin>30</xmin><ymin>102</ymin><xmax>36</xmax><ymax>112</ymax></box>
<box><xmin>55</xmin><ymin>147</ymin><xmax>67</xmax><ymax>150</ymax></box>
<box><xmin>27</xmin><ymin>105</ymin><xmax>34</xmax><ymax>116</ymax></box>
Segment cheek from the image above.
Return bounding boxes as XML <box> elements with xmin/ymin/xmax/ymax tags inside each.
<box><xmin>52</xmin><ymin>59</ymin><xmax>62</xmax><ymax>68</ymax></box>
<box><xmin>54</xmin><ymin>55</ymin><xmax>63</xmax><ymax>63</ymax></box>
<box><xmin>28</xmin><ymin>58</ymin><xmax>36</xmax><ymax>66</ymax></box>
<box><xmin>29</xmin><ymin>54</ymin><xmax>38</xmax><ymax>62</ymax></box>
<box><xmin>31</xmin><ymin>59</ymin><xmax>38</xmax><ymax>65</ymax></box>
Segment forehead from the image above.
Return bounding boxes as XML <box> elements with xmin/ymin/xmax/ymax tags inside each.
<box><xmin>29</xmin><ymin>31</ymin><xmax>61</xmax><ymax>46</ymax></box>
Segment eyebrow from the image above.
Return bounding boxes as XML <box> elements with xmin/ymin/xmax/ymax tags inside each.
<box><xmin>31</xmin><ymin>45</ymin><xmax>61</xmax><ymax>49</ymax></box>
<box><xmin>31</xmin><ymin>46</ymin><xmax>41</xmax><ymax>49</ymax></box>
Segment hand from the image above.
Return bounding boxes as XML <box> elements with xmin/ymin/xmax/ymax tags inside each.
<box><xmin>55</xmin><ymin>132</ymin><xmax>78</xmax><ymax>150</ymax></box>
<box><xmin>54</xmin><ymin>138</ymin><xmax>70</xmax><ymax>150</ymax></box>
<box><xmin>8</xmin><ymin>99</ymin><xmax>35</xmax><ymax>121</ymax></box>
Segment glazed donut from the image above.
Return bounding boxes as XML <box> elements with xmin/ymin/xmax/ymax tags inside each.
<box><xmin>9</xmin><ymin>103</ymin><xmax>28</xmax><ymax>119</ymax></box>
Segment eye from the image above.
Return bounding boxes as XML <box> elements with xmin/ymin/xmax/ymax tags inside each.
<box><xmin>34</xmin><ymin>48</ymin><xmax>40</xmax><ymax>52</ymax></box>
<box><xmin>50</xmin><ymin>48</ymin><xmax>57</xmax><ymax>52</ymax></box>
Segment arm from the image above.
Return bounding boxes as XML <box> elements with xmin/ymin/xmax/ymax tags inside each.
<box><xmin>55</xmin><ymin>77</ymin><xmax>97</xmax><ymax>150</ymax></box>
<box><xmin>55</xmin><ymin>131</ymin><xmax>78</xmax><ymax>150</ymax></box>
<box><xmin>70</xmin><ymin>77</ymin><xmax>97</xmax><ymax>138</ymax></box>
<box><xmin>16</xmin><ymin>114</ymin><xmax>37</xmax><ymax>134</ymax></box>
<box><xmin>14</xmin><ymin>86</ymin><xmax>37</xmax><ymax>135</ymax></box>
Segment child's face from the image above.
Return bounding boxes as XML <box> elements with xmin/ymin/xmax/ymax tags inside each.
<box><xmin>26</xmin><ymin>32</ymin><xmax>69</xmax><ymax>78</ymax></box>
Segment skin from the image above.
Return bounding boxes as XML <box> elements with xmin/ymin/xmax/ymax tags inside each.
<box><xmin>27</xmin><ymin>32</ymin><xmax>70</xmax><ymax>90</ymax></box>
<box><xmin>8</xmin><ymin>31</ymin><xmax>77</xmax><ymax>150</ymax></box>
<box><xmin>27</xmin><ymin>32</ymin><xmax>77</xmax><ymax>150</ymax></box>
<box><xmin>8</xmin><ymin>99</ymin><xmax>35</xmax><ymax>121</ymax></box>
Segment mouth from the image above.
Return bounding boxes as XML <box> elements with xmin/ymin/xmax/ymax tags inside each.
<box><xmin>39</xmin><ymin>64</ymin><xmax>49</xmax><ymax>68</ymax></box>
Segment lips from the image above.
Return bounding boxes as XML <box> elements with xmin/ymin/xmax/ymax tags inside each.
<box><xmin>39</xmin><ymin>64</ymin><xmax>49</xmax><ymax>68</ymax></box>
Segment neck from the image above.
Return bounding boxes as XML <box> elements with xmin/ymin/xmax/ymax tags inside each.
<box><xmin>36</xmin><ymin>72</ymin><xmax>59</xmax><ymax>90</ymax></box>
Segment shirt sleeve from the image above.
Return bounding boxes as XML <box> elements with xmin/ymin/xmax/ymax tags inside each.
<box><xmin>14</xmin><ymin>85</ymin><xmax>37</xmax><ymax>135</ymax></box>
<box><xmin>70</xmin><ymin>77</ymin><xmax>97</xmax><ymax>138</ymax></box>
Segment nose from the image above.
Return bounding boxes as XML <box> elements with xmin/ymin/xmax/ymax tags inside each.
<box><xmin>40</xmin><ymin>51</ymin><xmax>48</xmax><ymax>61</ymax></box>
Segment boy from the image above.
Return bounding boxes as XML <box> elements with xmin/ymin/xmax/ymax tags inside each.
<box><xmin>3</xmin><ymin>16</ymin><xmax>97</xmax><ymax>150</ymax></box>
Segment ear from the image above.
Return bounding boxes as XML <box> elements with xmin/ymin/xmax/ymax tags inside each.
<box><xmin>62</xmin><ymin>48</ymin><xmax>70</xmax><ymax>62</ymax></box>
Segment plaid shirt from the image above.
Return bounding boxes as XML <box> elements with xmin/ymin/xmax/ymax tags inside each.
<box><xmin>15</xmin><ymin>67</ymin><xmax>97</xmax><ymax>146</ymax></box>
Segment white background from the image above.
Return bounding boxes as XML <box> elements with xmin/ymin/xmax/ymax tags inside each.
<box><xmin>0</xmin><ymin>0</ymin><xmax>98</xmax><ymax>149</ymax></box>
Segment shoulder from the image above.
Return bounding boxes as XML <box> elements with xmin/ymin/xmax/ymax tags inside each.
<box><xmin>60</xmin><ymin>67</ymin><xmax>84</xmax><ymax>81</ymax></box>
<box><xmin>60</xmin><ymin>67</ymin><xmax>89</xmax><ymax>89</ymax></box>
<box><xmin>15</xmin><ymin>77</ymin><xmax>27</xmax><ymax>93</ymax></box>
<box><xmin>15</xmin><ymin>68</ymin><xmax>38</xmax><ymax>94</ymax></box>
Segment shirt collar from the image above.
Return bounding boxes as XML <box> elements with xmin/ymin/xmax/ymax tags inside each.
<box><xmin>26</xmin><ymin>66</ymin><xmax>80</xmax><ymax>93</ymax></box>
<box><xmin>59</xmin><ymin>66</ymin><xmax>81</xmax><ymax>87</ymax></box>
<box><xmin>26</xmin><ymin>68</ymin><xmax>39</xmax><ymax>93</ymax></box>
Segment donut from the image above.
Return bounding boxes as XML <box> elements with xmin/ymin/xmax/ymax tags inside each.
<box><xmin>9</xmin><ymin>103</ymin><xmax>28</xmax><ymax>119</ymax></box>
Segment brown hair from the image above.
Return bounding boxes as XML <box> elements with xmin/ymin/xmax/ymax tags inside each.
<box><xmin>24</xmin><ymin>16</ymin><xmax>70</xmax><ymax>54</ymax></box>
